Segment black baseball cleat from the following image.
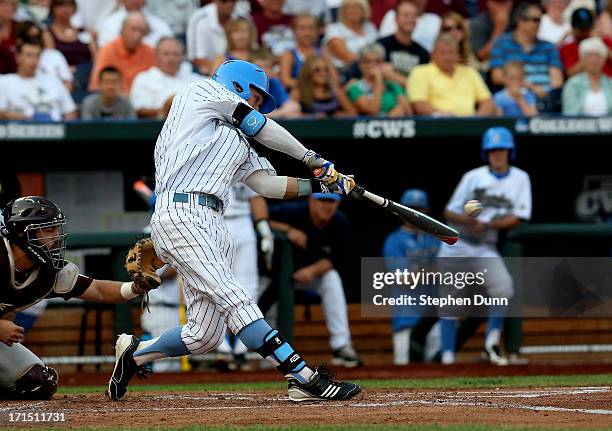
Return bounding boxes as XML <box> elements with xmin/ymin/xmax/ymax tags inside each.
<box><xmin>107</xmin><ymin>334</ymin><xmax>152</xmax><ymax>401</ymax></box>
<box><xmin>287</xmin><ymin>363</ymin><xmax>361</xmax><ymax>402</ymax></box>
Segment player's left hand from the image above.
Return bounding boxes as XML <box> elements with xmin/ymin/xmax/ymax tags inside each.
<box><xmin>255</xmin><ymin>219</ymin><xmax>274</xmax><ymax>270</ymax></box>
<box><xmin>303</xmin><ymin>152</ymin><xmax>338</xmax><ymax>185</ymax></box>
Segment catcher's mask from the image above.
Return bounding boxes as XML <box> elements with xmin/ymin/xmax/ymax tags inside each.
<box><xmin>1</xmin><ymin>196</ymin><xmax>67</xmax><ymax>271</ymax></box>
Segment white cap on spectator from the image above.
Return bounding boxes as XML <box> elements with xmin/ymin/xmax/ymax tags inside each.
<box><xmin>579</xmin><ymin>37</ymin><xmax>609</xmax><ymax>59</ymax></box>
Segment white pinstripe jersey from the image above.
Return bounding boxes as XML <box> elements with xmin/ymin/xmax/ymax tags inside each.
<box><xmin>153</xmin><ymin>78</ymin><xmax>275</xmax><ymax>211</ymax></box>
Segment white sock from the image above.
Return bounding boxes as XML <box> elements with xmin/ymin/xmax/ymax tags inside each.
<box><xmin>285</xmin><ymin>365</ymin><xmax>314</xmax><ymax>384</ymax></box>
<box><xmin>217</xmin><ymin>335</ymin><xmax>232</xmax><ymax>354</ymax></box>
<box><xmin>133</xmin><ymin>337</ymin><xmax>167</xmax><ymax>366</ymax></box>
<box><xmin>393</xmin><ymin>328</ymin><xmax>411</xmax><ymax>365</ymax></box>
<box><xmin>441</xmin><ymin>350</ymin><xmax>455</xmax><ymax>365</ymax></box>
<box><xmin>485</xmin><ymin>329</ymin><xmax>501</xmax><ymax>350</ymax></box>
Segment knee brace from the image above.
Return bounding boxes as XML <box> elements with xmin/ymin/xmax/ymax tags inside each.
<box><xmin>256</xmin><ymin>330</ymin><xmax>305</xmax><ymax>375</ymax></box>
<box><xmin>15</xmin><ymin>364</ymin><xmax>58</xmax><ymax>400</ymax></box>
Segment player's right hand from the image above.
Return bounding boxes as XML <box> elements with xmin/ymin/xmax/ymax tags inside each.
<box><xmin>0</xmin><ymin>320</ymin><xmax>24</xmax><ymax>346</ymax></box>
<box><xmin>331</xmin><ymin>173</ymin><xmax>355</xmax><ymax>195</ymax></box>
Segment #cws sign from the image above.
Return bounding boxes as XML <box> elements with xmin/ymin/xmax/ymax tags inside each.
<box><xmin>0</xmin><ymin>123</ymin><xmax>65</xmax><ymax>140</ymax></box>
<box><xmin>352</xmin><ymin>119</ymin><xmax>416</xmax><ymax>139</ymax></box>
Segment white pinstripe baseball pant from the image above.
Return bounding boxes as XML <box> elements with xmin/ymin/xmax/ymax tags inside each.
<box><xmin>150</xmin><ymin>192</ymin><xmax>264</xmax><ymax>355</ymax></box>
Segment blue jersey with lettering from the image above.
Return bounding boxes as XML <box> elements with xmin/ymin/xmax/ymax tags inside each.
<box><xmin>383</xmin><ymin>228</ymin><xmax>439</xmax><ymax>331</ymax></box>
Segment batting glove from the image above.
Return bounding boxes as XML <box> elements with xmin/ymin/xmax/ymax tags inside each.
<box><xmin>302</xmin><ymin>151</ymin><xmax>338</xmax><ymax>185</ymax></box>
<box><xmin>330</xmin><ymin>173</ymin><xmax>356</xmax><ymax>195</ymax></box>
<box><xmin>255</xmin><ymin>219</ymin><xmax>274</xmax><ymax>270</ymax></box>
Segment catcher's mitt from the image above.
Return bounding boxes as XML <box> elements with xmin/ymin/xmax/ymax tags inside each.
<box><xmin>125</xmin><ymin>238</ymin><xmax>165</xmax><ymax>298</ymax></box>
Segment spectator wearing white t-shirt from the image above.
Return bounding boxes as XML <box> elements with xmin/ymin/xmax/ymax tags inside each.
<box><xmin>38</xmin><ymin>46</ymin><xmax>73</xmax><ymax>89</ymax></box>
<box><xmin>15</xmin><ymin>21</ymin><xmax>73</xmax><ymax>91</ymax></box>
<box><xmin>283</xmin><ymin>0</ymin><xmax>331</xmax><ymax>23</ymax></box>
<box><xmin>187</xmin><ymin>0</ymin><xmax>239</xmax><ymax>76</ymax></box>
<box><xmin>538</xmin><ymin>0</ymin><xmax>571</xmax><ymax>45</ymax></box>
<box><xmin>71</xmin><ymin>0</ymin><xmax>117</xmax><ymax>34</ymax></box>
<box><xmin>0</xmin><ymin>39</ymin><xmax>77</xmax><ymax>121</ymax></box>
<box><xmin>379</xmin><ymin>0</ymin><xmax>441</xmax><ymax>53</ymax></box>
<box><xmin>323</xmin><ymin>0</ymin><xmax>377</xmax><ymax>72</ymax></box>
<box><xmin>130</xmin><ymin>37</ymin><xmax>199</xmax><ymax>118</ymax></box>
<box><xmin>96</xmin><ymin>0</ymin><xmax>173</xmax><ymax>48</ymax></box>
<box><xmin>146</xmin><ymin>0</ymin><xmax>198</xmax><ymax>36</ymax></box>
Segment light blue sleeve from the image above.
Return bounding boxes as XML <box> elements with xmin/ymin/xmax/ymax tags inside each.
<box><xmin>383</xmin><ymin>232</ymin><xmax>406</xmax><ymax>272</ymax></box>
<box><xmin>524</xmin><ymin>90</ymin><xmax>538</xmax><ymax>106</ymax></box>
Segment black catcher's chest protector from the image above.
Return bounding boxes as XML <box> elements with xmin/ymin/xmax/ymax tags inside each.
<box><xmin>0</xmin><ymin>240</ymin><xmax>56</xmax><ymax>317</ymax></box>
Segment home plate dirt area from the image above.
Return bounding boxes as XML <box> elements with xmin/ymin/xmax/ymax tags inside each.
<box><xmin>3</xmin><ymin>386</ymin><xmax>612</xmax><ymax>429</ymax></box>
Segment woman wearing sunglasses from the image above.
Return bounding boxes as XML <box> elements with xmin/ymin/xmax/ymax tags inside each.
<box><xmin>293</xmin><ymin>54</ymin><xmax>356</xmax><ymax>117</ymax></box>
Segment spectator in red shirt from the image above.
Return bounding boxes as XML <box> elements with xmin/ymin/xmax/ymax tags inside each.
<box><xmin>426</xmin><ymin>0</ymin><xmax>468</xmax><ymax>17</ymax></box>
<box><xmin>0</xmin><ymin>0</ymin><xmax>18</xmax><ymax>73</ymax></box>
<box><xmin>368</xmin><ymin>0</ymin><xmax>395</xmax><ymax>28</ymax></box>
<box><xmin>252</xmin><ymin>0</ymin><xmax>294</xmax><ymax>56</ymax></box>
<box><xmin>560</xmin><ymin>8</ymin><xmax>612</xmax><ymax>77</ymax></box>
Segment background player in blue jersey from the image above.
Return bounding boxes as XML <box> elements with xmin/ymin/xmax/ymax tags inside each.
<box><xmin>383</xmin><ymin>189</ymin><xmax>439</xmax><ymax>365</ymax></box>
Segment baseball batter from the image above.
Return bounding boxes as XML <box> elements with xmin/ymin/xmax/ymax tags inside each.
<box><xmin>436</xmin><ymin>127</ymin><xmax>532</xmax><ymax>365</ymax></box>
<box><xmin>0</xmin><ymin>196</ymin><xmax>155</xmax><ymax>399</ymax></box>
<box><xmin>107</xmin><ymin>60</ymin><xmax>361</xmax><ymax>402</ymax></box>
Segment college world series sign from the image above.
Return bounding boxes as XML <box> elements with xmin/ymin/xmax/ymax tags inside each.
<box><xmin>515</xmin><ymin>117</ymin><xmax>612</xmax><ymax>135</ymax></box>
<box><xmin>0</xmin><ymin>123</ymin><xmax>65</xmax><ymax>140</ymax></box>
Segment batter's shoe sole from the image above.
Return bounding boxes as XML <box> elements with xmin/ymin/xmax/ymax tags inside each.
<box><xmin>287</xmin><ymin>363</ymin><xmax>361</xmax><ymax>402</ymax></box>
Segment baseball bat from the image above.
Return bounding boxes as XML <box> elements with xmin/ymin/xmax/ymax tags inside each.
<box><xmin>349</xmin><ymin>185</ymin><xmax>459</xmax><ymax>245</ymax></box>
<box><xmin>312</xmin><ymin>168</ymin><xmax>459</xmax><ymax>244</ymax></box>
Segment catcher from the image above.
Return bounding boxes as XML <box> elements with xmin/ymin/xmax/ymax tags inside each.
<box><xmin>0</xmin><ymin>196</ymin><xmax>161</xmax><ymax>400</ymax></box>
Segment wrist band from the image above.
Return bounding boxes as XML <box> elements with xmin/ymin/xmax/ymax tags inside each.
<box><xmin>120</xmin><ymin>282</ymin><xmax>138</xmax><ymax>300</ymax></box>
<box><xmin>297</xmin><ymin>178</ymin><xmax>313</xmax><ymax>196</ymax></box>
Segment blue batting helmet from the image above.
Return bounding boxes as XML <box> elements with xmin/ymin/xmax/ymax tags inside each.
<box><xmin>400</xmin><ymin>189</ymin><xmax>429</xmax><ymax>208</ymax></box>
<box><xmin>481</xmin><ymin>127</ymin><xmax>516</xmax><ymax>161</ymax></box>
<box><xmin>212</xmin><ymin>60</ymin><xmax>277</xmax><ymax>114</ymax></box>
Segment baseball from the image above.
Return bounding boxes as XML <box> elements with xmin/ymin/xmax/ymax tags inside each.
<box><xmin>464</xmin><ymin>200</ymin><xmax>483</xmax><ymax>217</ymax></box>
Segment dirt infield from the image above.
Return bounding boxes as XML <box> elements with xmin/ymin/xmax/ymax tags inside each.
<box><xmin>3</xmin><ymin>386</ymin><xmax>612</xmax><ymax>429</ymax></box>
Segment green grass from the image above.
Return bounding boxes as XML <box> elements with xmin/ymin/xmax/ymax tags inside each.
<box><xmin>56</xmin><ymin>373</ymin><xmax>612</xmax><ymax>395</ymax></box>
<box><xmin>1</xmin><ymin>425</ymin><xmax>609</xmax><ymax>431</ymax></box>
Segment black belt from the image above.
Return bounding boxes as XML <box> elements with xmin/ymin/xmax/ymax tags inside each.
<box><xmin>172</xmin><ymin>192</ymin><xmax>223</xmax><ymax>212</ymax></box>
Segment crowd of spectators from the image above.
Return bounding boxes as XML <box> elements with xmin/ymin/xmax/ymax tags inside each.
<box><xmin>1</xmin><ymin>0</ymin><xmax>612</xmax><ymax>121</ymax></box>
